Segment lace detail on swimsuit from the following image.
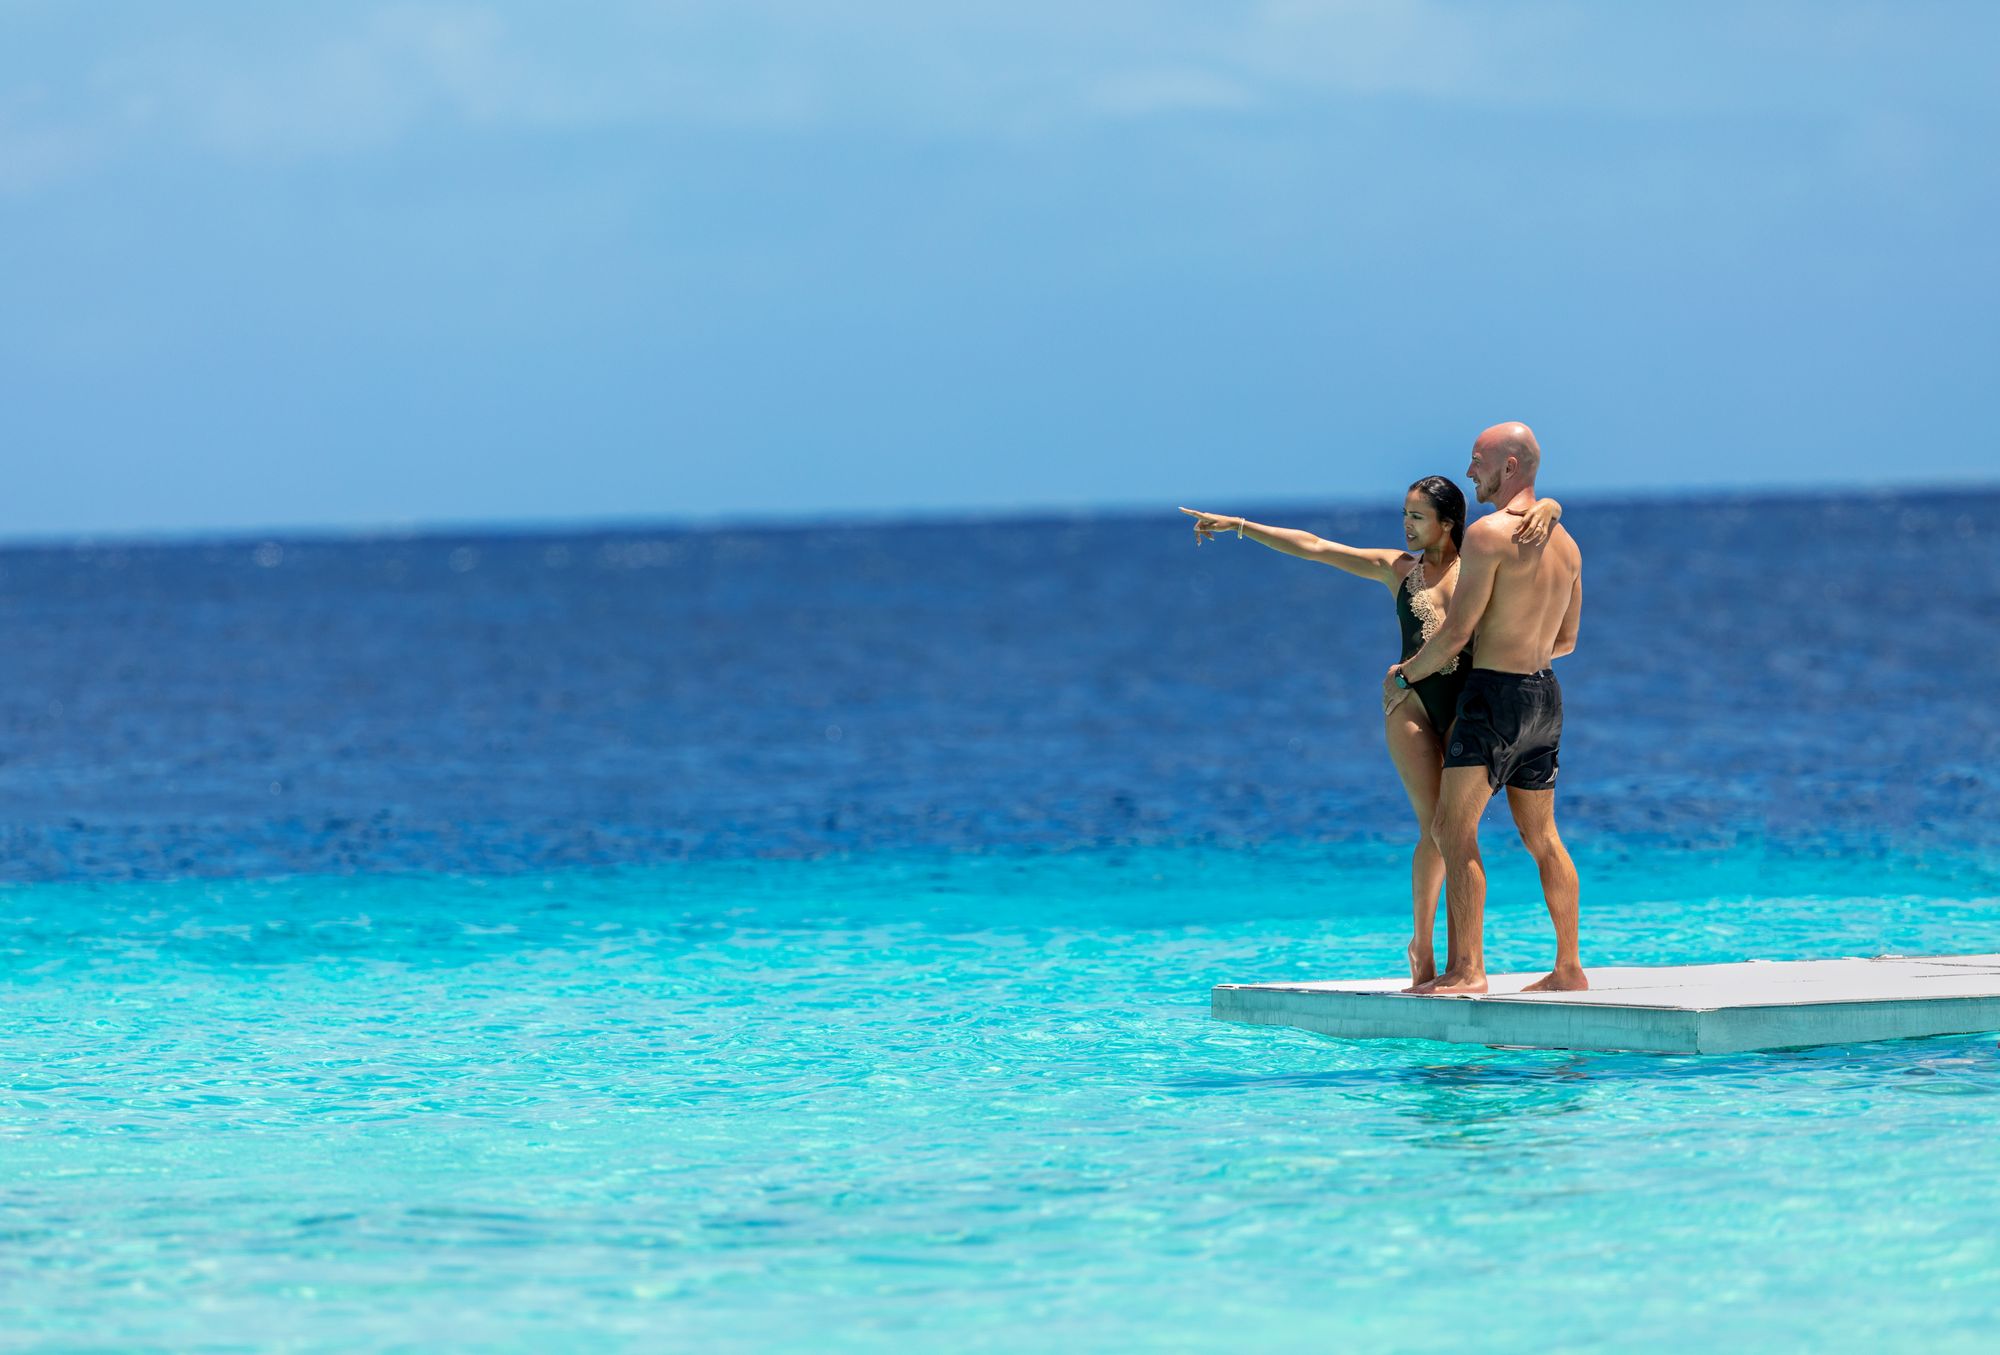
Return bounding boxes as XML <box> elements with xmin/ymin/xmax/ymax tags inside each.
<box><xmin>1405</xmin><ymin>558</ymin><xmax>1460</xmax><ymax>677</ymax></box>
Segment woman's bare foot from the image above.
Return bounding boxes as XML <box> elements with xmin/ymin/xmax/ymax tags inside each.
<box><xmin>1406</xmin><ymin>939</ymin><xmax>1436</xmax><ymax>990</ymax></box>
<box><xmin>1521</xmin><ymin>965</ymin><xmax>1589</xmax><ymax>992</ymax></box>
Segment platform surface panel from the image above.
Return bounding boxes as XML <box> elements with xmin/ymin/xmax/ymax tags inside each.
<box><xmin>1211</xmin><ymin>954</ymin><xmax>2000</xmax><ymax>1053</ymax></box>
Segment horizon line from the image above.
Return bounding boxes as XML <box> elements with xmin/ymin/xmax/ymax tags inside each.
<box><xmin>4</xmin><ymin>475</ymin><xmax>1994</xmax><ymax>552</ymax></box>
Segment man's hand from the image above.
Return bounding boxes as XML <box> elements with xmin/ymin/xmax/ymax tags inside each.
<box><xmin>1178</xmin><ymin>507</ymin><xmax>1242</xmax><ymax>545</ymax></box>
<box><xmin>1383</xmin><ymin>664</ymin><xmax>1415</xmax><ymax>715</ymax></box>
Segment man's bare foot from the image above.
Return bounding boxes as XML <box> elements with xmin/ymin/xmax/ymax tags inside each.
<box><xmin>1425</xmin><ymin>969</ymin><xmax>1488</xmax><ymax>996</ymax></box>
<box><xmin>1521</xmin><ymin>965</ymin><xmax>1589</xmax><ymax>992</ymax></box>
<box><xmin>1406</xmin><ymin>939</ymin><xmax>1436</xmax><ymax>990</ymax></box>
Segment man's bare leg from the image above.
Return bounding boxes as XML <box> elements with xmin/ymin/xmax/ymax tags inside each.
<box><xmin>1506</xmin><ymin>787</ymin><xmax>1588</xmax><ymax>991</ymax></box>
<box><xmin>1415</xmin><ymin>767</ymin><xmax>1494</xmax><ymax>994</ymax></box>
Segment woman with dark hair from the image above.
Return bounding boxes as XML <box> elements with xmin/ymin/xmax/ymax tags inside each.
<box><xmin>1177</xmin><ymin>484</ymin><xmax>1562</xmax><ymax>985</ymax></box>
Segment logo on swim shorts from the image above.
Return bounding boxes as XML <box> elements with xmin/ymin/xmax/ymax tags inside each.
<box><xmin>1450</xmin><ymin>742</ymin><xmax>1463</xmax><ymax>756</ymax></box>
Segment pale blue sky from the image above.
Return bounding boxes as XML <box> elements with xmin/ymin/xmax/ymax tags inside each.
<box><xmin>3</xmin><ymin>2</ymin><xmax>1995</xmax><ymax>537</ymax></box>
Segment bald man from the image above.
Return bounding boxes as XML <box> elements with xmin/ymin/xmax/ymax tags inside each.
<box><xmin>1387</xmin><ymin>422</ymin><xmax>1586</xmax><ymax>995</ymax></box>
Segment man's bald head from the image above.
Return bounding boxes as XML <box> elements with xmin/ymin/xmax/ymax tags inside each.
<box><xmin>1476</xmin><ymin>422</ymin><xmax>1540</xmax><ymax>477</ymax></box>
<box><xmin>1467</xmin><ymin>422</ymin><xmax>1541</xmax><ymax>504</ymax></box>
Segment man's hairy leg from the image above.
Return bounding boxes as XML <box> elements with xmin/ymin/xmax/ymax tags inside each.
<box><xmin>1414</xmin><ymin>767</ymin><xmax>1494</xmax><ymax>995</ymax></box>
<box><xmin>1506</xmin><ymin>786</ymin><xmax>1588</xmax><ymax>992</ymax></box>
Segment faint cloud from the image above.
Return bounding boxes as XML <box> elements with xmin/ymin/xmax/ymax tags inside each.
<box><xmin>1835</xmin><ymin>110</ymin><xmax>1940</xmax><ymax>186</ymax></box>
<box><xmin>1090</xmin><ymin>69</ymin><xmax>1257</xmax><ymax>118</ymax></box>
<box><xmin>0</xmin><ymin>81</ymin><xmax>102</xmax><ymax>195</ymax></box>
<box><xmin>1238</xmin><ymin>0</ymin><xmax>1495</xmax><ymax>103</ymax></box>
<box><xmin>3</xmin><ymin>0</ymin><xmax>1994</xmax><ymax>194</ymax></box>
<box><xmin>39</xmin><ymin>2</ymin><xmax>830</xmax><ymax>179</ymax></box>
<box><xmin>0</xmin><ymin>117</ymin><xmax>96</xmax><ymax>195</ymax></box>
<box><xmin>91</xmin><ymin>6</ymin><xmax>535</xmax><ymax>159</ymax></box>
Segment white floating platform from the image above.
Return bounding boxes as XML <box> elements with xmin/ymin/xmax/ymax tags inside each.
<box><xmin>1212</xmin><ymin>954</ymin><xmax>2000</xmax><ymax>1054</ymax></box>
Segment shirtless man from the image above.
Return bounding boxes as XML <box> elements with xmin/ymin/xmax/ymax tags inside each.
<box><xmin>1387</xmin><ymin>422</ymin><xmax>1585</xmax><ymax>995</ymax></box>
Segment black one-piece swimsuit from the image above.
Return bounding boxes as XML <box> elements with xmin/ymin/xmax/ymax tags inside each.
<box><xmin>1395</xmin><ymin>560</ymin><xmax>1473</xmax><ymax>737</ymax></box>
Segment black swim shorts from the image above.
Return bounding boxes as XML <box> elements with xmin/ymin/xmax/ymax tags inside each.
<box><xmin>1444</xmin><ymin>668</ymin><xmax>1562</xmax><ymax>792</ymax></box>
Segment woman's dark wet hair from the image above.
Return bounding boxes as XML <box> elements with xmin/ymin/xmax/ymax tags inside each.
<box><xmin>1408</xmin><ymin>476</ymin><xmax>1467</xmax><ymax>550</ymax></box>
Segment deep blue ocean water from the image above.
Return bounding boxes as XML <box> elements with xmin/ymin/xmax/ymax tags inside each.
<box><xmin>4</xmin><ymin>489</ymin><xmax>1999</xmax><ymax>1351</ymax></box>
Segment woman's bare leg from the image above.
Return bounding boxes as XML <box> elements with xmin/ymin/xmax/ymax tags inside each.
<box><xmin>1384</xmin><ymin>701</ymin><xmax>1446</xmax><ymax>985</ymax></box>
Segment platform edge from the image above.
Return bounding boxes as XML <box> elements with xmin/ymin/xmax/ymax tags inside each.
<box><xmin>1211</xmin><ymin>984</ymin><xmax>1703</xmax><ymax>1055</ymax></box>
<box><xmin>1694</xmin><ymin>995</ymin><xmax>2000</xmax><ymax>1053</ymax></box>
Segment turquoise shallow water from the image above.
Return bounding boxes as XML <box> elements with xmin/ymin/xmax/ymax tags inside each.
<box><xmin>7</xmin><ymin>840</ymin><xmax>1999</xmax><ymax>1352</ymax></box>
